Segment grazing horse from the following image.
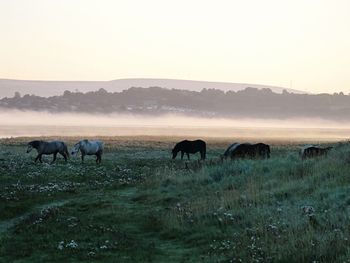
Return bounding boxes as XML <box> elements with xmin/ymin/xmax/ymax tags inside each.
<box><xmin>71</xmin><ymin>140</ymin><xmax>104</xmax><ymax>163</ymax></box>
<box><xmin>26</xmin><ymin>140</ymin><xmax>69</xmax><ymax>164</ymax></box>
<box><xmin>300</xmin><ymin>145</ymin><xmax>332</xmax><ymax>159</ymax></box>
<box><xmin>222</xmin><ymin>143</ymin><xmax>240</xmax><ymax>160</ymax></box>
<box><xmin>172</xmin><ymin>140</ymin><xmax>206</xmax><ymax>160</ymax></box>
<box><xmin>254</xmin><ymin>143</ymin><xmax>271</xmax><ymax>159</ymax></box>
<box><xmin>227</xmin><ymin>142</ymin><xmax>270</xmax><ymax>159</ymax></box>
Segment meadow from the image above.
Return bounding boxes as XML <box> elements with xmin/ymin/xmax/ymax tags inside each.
<box><xmin>1</xmin><ymin>136</ymin><xmax>350</xmax><ymax>262</ymax></box>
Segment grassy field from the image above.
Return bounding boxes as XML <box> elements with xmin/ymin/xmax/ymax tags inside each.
<box><xmin>1</xmin><ymin>136</ymin><xmax>350</xmax><ymax>262</ymax></box>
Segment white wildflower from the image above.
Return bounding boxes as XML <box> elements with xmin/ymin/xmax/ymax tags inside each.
<box><xmin>57</xmin><ymin>241</ymin><xmax>64</xmax><ymax>250</ymax></box>
<box><xmin>66</xmin><ymin>240</ymin><xmax>78</xmax><ymax>249</ymax></box>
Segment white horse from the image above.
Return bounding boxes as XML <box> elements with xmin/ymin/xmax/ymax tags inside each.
<box><xmin>71</xmin><ymin>140</ymin><xmax>104</xmax><ymax>163</ymax></box>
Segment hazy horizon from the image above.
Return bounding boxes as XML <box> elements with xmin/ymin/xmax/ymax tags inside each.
<box><xmin>0</xmin><ymin>78</ymin><xmax>308</xmax><ymax>98</ymax></box>
<box><xmin>1</xmin><ymin>0</ymin><xmax>350</xmax><ymax>94</ymax></box>
<box><xmin>1</xmin><ymin>110</ymin><xmax>350</xmax><ymax>141</ymax></box>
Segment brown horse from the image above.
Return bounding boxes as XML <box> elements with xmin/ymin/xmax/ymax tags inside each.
<box><xmin>172</xmin><ymin>140</ymin><xmax>206</xmax><ymax>160</ymax></box>
<box><xmin>301</xmin><ymin>146</ymin><xmax>332</xmax><ymax>159</ymax></box>
<box><xmin>225</xmin><ymin>142</ymin><xmax>270</xmax><ymax>159</ymax></box>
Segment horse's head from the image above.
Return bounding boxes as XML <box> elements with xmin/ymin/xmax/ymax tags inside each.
<box><xmin>26</xmin><ymin>143</ymin><xmax>34</xmax><ymax>153</ymax></box>
<box><xmin>220</xmin><ymin>154</ymin><xmax>225</xmax><ymax>161</ymax></box>
<box><xmin>71</xmin><ymin>143</ymin><xmax>80</xmax><ymax>156</ymax></box>
<box><xmin>26</xmin><ymin>141</ymin><xmax>40</xmax><ymax>153</ymax></box>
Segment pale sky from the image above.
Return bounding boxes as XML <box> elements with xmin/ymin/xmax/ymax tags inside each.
<box><xmin>1</xmin><ymin>0</ymin><xmax>349</xmax><ymax>93</ymax></box>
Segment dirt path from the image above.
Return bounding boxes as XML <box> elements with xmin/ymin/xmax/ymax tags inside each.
<box><xmin>0</xmin><ymin>186</ymin><xmax>195</xmax><ymax>262</ymax></box>
<box><xmin>116</xmin><ymin>187</ymin><xmax>194</xmax><ymax>262</ymax></box>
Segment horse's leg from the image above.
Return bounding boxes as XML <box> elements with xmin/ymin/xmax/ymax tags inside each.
<box><xmin>39</xmin><ymin>154</ymin><xmax>43</xmax><ymax>163</ymax></box>
<box><xmin>187</xmin><ymin>152</ymin><xmax>190</xmax><ymax>160</ymax></box>
<box><xmin>98</xmin><ymin>152</ymin><xmax>102</xmax><ymax>164</ymax></box>
<box><xmin>81</xmin><ymin>154</ymin><xmax>85</xmax><ymax>163</ymax></box>
<box><xmin>201</xmin><ymin>150</ymin><xmax>206</xmax><ymax>160</ymax></box>
<box><xmin>35</xmin><ymin>154</ymin><xmax>40</xmax><ymax>163</ymax></box>
<box><xmin>51</xmin><ymin>153</ymin><xmax>57</xmax><ymax>164</ymax></box>
<box><xmin>60</xmin><ymin>151</ymin><xmax>68</xmax><ymax>162</ymax></box>
<box><xmin>181</xmin><ymin>151</ymin><xmax>184</xmax><ymax>160</ymax></box>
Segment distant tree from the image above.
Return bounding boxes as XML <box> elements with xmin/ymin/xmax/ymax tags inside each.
<box><xmin>119</xmin><ymin>105</ymin><xmax>127</xmax><ymax>111</ymax></box>
<box><xmin>97</xmin><ymin>88</ymin><xmax>108</xmax><ymax>94</ymax></box>
<box><xmin>63</xmin><ymin>90</ymin><xmax>72</xmax><ymax>97</ymax></box>
<box><xmin>14</xmin><ymin>91</ymin><xmax>21</xmax><ymax>98</ymax></box>
<box><xmin>261</xmin><ymin>88</ymin><xmax>273</xmax><ymax>93</ymax></box>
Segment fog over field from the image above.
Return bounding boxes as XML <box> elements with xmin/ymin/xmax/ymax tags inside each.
<box><xmin>1</xmin><ymin>110</ymin><xmax>349</xmax><ymax>141</ymax></box>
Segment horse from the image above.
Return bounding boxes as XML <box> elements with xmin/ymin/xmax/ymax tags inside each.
<box><xmin>222</xmin><ymin>142</ymin><xmax>240</xmax><ymax>160</ymax></box>
<box><xmin>254</xmin><ymin>143</ymin><xmax>271</xmax><ymax>159</ymax></box>
<box><xmin>172</xmin><ymin>140</ymin><xmax>206</xmax><ymax>160</ymax></box>
<box><xmin>71</xmin><ymin>140</ymin><xmax>104</xmax><ymax>163</ymax></box>
<box><xmin>26</xmin><ymin>140</ymin><xmax>69</xmax><ymax>164</ymax></box>
<box><xmin>227</xmin><ymin>142</ymin><xmax>270</xmax><ymax>159</ymax></box>
<box><xmin>300</xmin><ymin>145</ymin><xmax>332</xmax><ymax>159</ymax></box>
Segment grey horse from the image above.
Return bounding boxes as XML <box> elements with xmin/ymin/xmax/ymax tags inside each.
<box><xmin>26</xmin><ymin>140</ymin><xmax>69</xmax><ymax>164</ymax></box>
<box><xmin>71</xmin><ymin>140</ymin><xmax>104</xmax><ymax>163</ymax></box>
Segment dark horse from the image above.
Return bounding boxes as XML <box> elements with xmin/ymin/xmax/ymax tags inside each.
<box><xmin>301</xmin><ymin>146</ymin><xmax>332</xmax><ymax>159</ymax></box>
<box><xmin>172</xmin><ymin>140</ymin><xmax>206</xmax><ymax>160</ymax></box>
<box><xmin>26</xmin><ymin>140</ymin><xmax>69</xmax><ymax>164</ymax></box>
<box><xmin>226</xmin><ymin>142</ymin><xmax>270</xmax><ymax>159</ymax></box>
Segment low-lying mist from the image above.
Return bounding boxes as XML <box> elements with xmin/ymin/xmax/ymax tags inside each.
<box><xmin>1</xmin><ymin>110</ymin><xmax>349</xmax><ymax>141</ymax></box>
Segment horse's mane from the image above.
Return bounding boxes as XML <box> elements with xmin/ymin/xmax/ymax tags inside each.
<box><xmin>224</xmin><ymin>143</ymin><xmax>240</xmax><ymax>156</ymax></box>
<box><xmin>173</xmin><ymin>141</ymin><xmax>183</xmax><ymax>150</ymax></box>
<box><xmin>300</xmin><ymin>145</ymin><xmax>316</xmax><ymax>155</ymax></box>
<box><xmin>29</xmin><ymin>140</ymin><xmax>44</xmax><ymax>148</ymax></box>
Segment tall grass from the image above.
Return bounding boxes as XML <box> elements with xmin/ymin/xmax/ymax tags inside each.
<box><xmin>139</xmin><ymin>143</ymin><xmax>350</xmax><ymax>262</ymax></box>
<box><xmin>1</xmin><ymin>139</ymin><xmax>350</xmax><ymax>262</ymax></box>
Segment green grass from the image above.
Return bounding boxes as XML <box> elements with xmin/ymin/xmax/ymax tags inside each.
<box><xmin>1</xmin><ymin>137</ymin><xmax>350</xmax><ymax>262</ymax></box>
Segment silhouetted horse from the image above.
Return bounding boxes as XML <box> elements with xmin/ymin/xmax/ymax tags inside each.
<box><xmin>300</xmin><ymin>145</ymin><xmax>332</xmax><ymax>159</ymax></box>
<box><xmin>226</xmin><ymin>142</ymin><xmax>270</xmax><ymax>159</ymax></box>
<box><xmin>26</xmin><ymin>140</ymin><xmax>69</xmax><ymax>164</ymax></box>
<box><xmin>222</xmin><ymin>142</ymin><xmax>240</xmax><ymax>159</ymax></box>
<box><xmin>172</xmin><ymin>140</ymin><xmax>206</xmax><ymax>160</ymax></box>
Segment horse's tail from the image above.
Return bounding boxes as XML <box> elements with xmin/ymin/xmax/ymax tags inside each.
<box><xmin>266</xmin><ymin>145</ymin><xmax>271</xmax><ymax>158</ymax></box>
<box><xmin>64</xmin><ymin>143</ymin><xmax>70</xmax><ymax>158</ymax></box>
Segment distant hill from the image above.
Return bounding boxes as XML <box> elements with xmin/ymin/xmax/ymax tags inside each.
<box><xmin>0</xmin><ymin>78</ymin><xmax>306</xmax><ymax>98</ymax></box>
<box><xmin>0</xmin><ymin>86</ymin><xmax>348</xmax><ymax>120</ymax></box>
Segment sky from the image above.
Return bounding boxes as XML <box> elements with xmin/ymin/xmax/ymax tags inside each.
<box><xmin>0</xmin><ymin>0</ymin><xmax>349</xmax><ymax>94</ymax></box>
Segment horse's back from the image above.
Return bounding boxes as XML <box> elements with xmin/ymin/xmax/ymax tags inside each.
<box><xmin>92</xmin><ymin>140</ymin><xmax>104</xmax><ymax>149</ymax></box>
<box><xmin>254</xmin><ymin>142</ymin><xmax>270</xmax><ymax>151</ymax></box>
<box><xmin>175</xmin><ymin>139</ymin><xmax>205</xmax><ymax>153</ymax></box>
<box><xmin>50</xmin><ymin>140</ymin><xmax>66</xmax><ymax>147</ymax></box>
<box><xmin>194</xmin><ymin>139</ymin><xmax>206</xmax><ymax>148</ymax></box>
<box><xmin>84</xmin><ymin>140</ymin><xmax>104</xmax><ymax>153</ymax></box>
<box><xmin>301</xmin><ymin>145</ymin><xmax>331</xmax><ymax>158</ymax></box>
<box><xmin>39</xmin><ymin>140</ymin><xmax>66</xmax><ymax>154</ymax></box>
